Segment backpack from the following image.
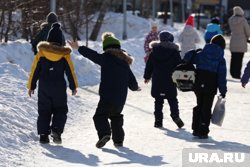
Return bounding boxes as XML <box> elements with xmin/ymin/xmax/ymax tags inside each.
<box><xmin>172</xmin><ymin>50</ymin><xmax>198</xmax><ymax>92</ymax></box>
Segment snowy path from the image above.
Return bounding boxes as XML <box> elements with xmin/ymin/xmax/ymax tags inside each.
<box><xmin>5</xmin><ymin>77</ymin><xmax>250</xmax><ymax>167</ymax></box>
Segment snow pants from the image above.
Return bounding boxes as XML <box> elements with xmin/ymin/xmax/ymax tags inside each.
<box><xmin>154</xmin><ymin>96</ymin><xmax>179</xmax><ymax>121</ymax></box>
<box><xmin>37</xmin><ymin>91</ymin><xmax>68</xmax><ymax>135</ymax></box>
<box><xmin>230</xmin><ymin>52</ymin><xmax>244</xmax><ymax>79</ymax></box>
<box><xmin>93</xmin><ymin>99</ymin><xmax>124</xmax><ymax>143</ymax></box>
<box><xmin>192</xmin><ymin>92</ymin><xmax>215</xmax><ymax>136</ymax></box>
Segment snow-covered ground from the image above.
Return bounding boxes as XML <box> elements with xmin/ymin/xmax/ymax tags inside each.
<box><xmin>1</xmin><ymin>12</ymin><xmax>250</xmax><ymax>167</ymax></box>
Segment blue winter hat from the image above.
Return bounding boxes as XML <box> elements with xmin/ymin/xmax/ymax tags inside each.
<box><xmin>159</xmin><ymin>31</ymin><xmax>174</xmax><ymax>42</ymax></box>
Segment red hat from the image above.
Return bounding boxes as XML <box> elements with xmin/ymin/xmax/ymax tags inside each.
<box><xmin>185</xmin><ymin>15</ymin><xmax>194</xmax><ymax>27</ymax></box>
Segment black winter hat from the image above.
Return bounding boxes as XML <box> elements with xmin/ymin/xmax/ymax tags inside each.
<box><xmin>159</xmin><ymin>30</ymin><xmax>174</xmax><ymax>42</ymax></box>
<box><xmin>46</xmin><ymin>12</ymin><xmax>58</xmax><ymax>24</ymax></box>
<box><xmin>47</xmin><ymin>23</ymin><xmax>64</xmax><ymax>46</ymax></box>
<box><xmin>211</xmin><ymin>17</ymin><xmax>220</xmax><ymax>24</ymax></box>
<box><xmin>211</xmin><ymin>34</ymin><xmax>226</xmax><ymax>49</ymax></box>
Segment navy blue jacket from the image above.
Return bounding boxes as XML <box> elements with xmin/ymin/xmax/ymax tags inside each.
<box><xmin>144</xmin><ymin>41</ymin><xmax>181</xmax><ymax>98</ymax></box>
<box><xmin>78</xmin><ymin>46</ymin><xmax>139</xmax><ymax>105</ymax></box>
<box><xmin>28</xmin><ymin>42</ymin><xmax>78</xmax><ymax>98</ymax></box>
<box><xmin>184</xmin><ymin>44</ymin><xmax>227</xmax><ymax>95</ymax></box>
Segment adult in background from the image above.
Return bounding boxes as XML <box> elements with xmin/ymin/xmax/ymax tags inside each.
<box><xmin>144</xmin><ymin>22</ymin><xmax>159</xmax><ymax>63</ymax></box>
<box><xmin>31</xmin><ymin>12</ymin><xmax>65</xmax><ymax>55</ymax></box>
<box><xmin>228</xmin><ymin>6</ymin><xmax>250</xmax><ymax>79</ymax></box>
<box><xmin>178</xmin><ymin>15</ymin><xmax>200</xmax><ymax>59</ymax></box>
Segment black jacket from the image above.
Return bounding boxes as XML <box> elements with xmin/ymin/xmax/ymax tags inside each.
<box><xmin>78</xmin><ymin>46</ymin><xmax>139</xmax><ymax>105</ymax></box>
<box><xmin>28</xmin><ymin>42</ymin><xmax>78</xmax><ymax>98</ymax></box>
<box><xmin>31</xmin><ymin>23</ymin><xmax>66</xmax><ymax>55</ymax></box>
<box><xmin>144</xmin><ymin>41</ymin><xmax>181</xmax><ymax>98</ymax></box>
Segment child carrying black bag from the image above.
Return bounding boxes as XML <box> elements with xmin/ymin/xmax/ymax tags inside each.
<box><xmin>172</xmin><ymin>49</ymin><xmax>201</xmax><ymax>92</ymax></box>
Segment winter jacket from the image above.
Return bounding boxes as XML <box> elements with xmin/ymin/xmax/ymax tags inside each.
<box><xmin>184</xmin><ymin>44</ymin><xmax>227</xmax><ymax>96</ymax></box>
<box><xmin>31</xmin><ymin>23</ymin><xmax>66</xmax><ymax>55</ymax></box>
<box><xmin>204</xmin><ymin>23</ymin><xmax>223</xmax><ymax>43</ymax></box>
<box><xmin>28</xmin><ymin>42</ymin><xmax>78</xmax><ymax>97</ymax></box>
<box><xmin>144</xmin><ymin>41</ymin><xmax>182</xmax><ymax>98</ymax></box>
<box><xmin>178</xmin><ymin>25</ymin><xmax>200</xmax><ymax>58</ymax></box>
<box><xmin>78</xmin><ymin>46</ymin><xmax>139</xmax><ymax>105</ymax></box>
<box><xmin>229</xmin><ymin>15</ymin><xmax>250</xmax><ymax>52</ymax></box>
<box><xmin>241</xmin><ymin>61</ymin><xmax>250</xmax><ymax>84</ymax></box>
<box><xmin>144</xmin><ymin>31</ymin><xmax>159</xmax><ymax>55</ymax></box>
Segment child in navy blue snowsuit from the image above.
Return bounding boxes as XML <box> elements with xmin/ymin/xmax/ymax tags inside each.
<box><xmin>68</xmin><ymin>32</ymin><xmax>140</xmax><ymax>148</ymax></box>
<box><xmin>28</xmin><ymin>23</ymin><xmax>78</xmax><ymax>144</ymax></box>
<box><xmin>184</xmin><ymin>34</ymin><xmax>227</xmax><ymax>139</ymax></box>
<box><xmin>144</xmin><ymin>30</ymin><xmax>184</xmax><ymax>128</ymax></box>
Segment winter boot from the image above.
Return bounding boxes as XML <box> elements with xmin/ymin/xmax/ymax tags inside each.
<box><xmin>51</xmin><ymin>131</ymin><xmax>62</xmax><ymax>144</ymax></box>
<box><xmin>114</xmin><ymin>142</ymin><xmax>123</xmax><ymax>147</ymax></box>
<box><xmin>154</xmin><ymin>119</ymin><xmax>163</xmax><ymax>128</ymax></box>
<box><xmin>40</xmin><ymin>134</ymin><xmax>49</xmax><ymax>144</ymax></box>
<box><xmin>96</xmin><ymin>135</ymin><xmax>110</xmax><ymax>148</ymax></box>
<box><xmin>173</xmin><ymin>117</ymin><xmax>184</xmax><ymax>128</ymax></box>
<box><xmin>198</xmin><ymin>135</ymin><xmax>208</xmax><ymax>139</ymax></box>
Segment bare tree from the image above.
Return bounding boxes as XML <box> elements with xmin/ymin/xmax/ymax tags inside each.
<box><xmin>89</xmin><ymin>0</ymin><xmax>110</xmax><ymax>41</ymax></box>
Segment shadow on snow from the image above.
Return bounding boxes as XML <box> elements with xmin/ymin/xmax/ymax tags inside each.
<box><xmin>102</xmin><ymin>147</ymin><xmax>168</xmax><ymax>166</ymax></box>
<box><xmin>41</xmin><ymin>144</ymin><xmax>100</xmax><ymax>166</ymax></box>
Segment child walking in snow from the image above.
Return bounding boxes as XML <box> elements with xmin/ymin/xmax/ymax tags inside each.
<box><xmin>178</xmin><ymin>15</ymin><xmax>200</xmax><ymax>59</ymax></box>
<box><xmin>204</xmin><ymin>17</ymin><xmax>223</xmax><ymax>43</ymax></box>
<box><xmin>144</xmin><ymin>22</ymin><xmax>159</xmax><ymax>63</ymax></box>
<box><xmin>28</xmin><ymin>23</ymin><xmax>78</xmax><ymax>144</ymax></box>
<box><xmin>68</xmin><ymin>32</ymin><xmax>140</xmax><ymax>148</ymax></box>
<box><xmin>144</xmin><ymin>30</ymin><xmax>184</xmax><ymax>129</ymax></box>
<box><xmin>183</xmin><ymin>34</ymin><xmax>227</xmax><ymax>139</ymax></box>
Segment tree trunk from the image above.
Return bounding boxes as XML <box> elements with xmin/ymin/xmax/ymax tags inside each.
<box><xmin>4</xmin><ymin>9</ymin><xmax>12</xmax><ymax>43</ymax></box>
<box><xmin>89</xmin><ymin>0</ymin><xmax>109</xmax><ymax>41</ymax></box>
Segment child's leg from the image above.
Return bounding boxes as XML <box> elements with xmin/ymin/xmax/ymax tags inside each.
<box><xmin>167</xmin><ymin>96</ymin><xmax>179</xmax><ymax>120</ymax></box>
<box><xmin>154</xmin><ymin>97</ymin><xmax>164</xmax><ymax>121</ymax></box>
<box><xmin>51</xmin><ymin>97</ymin><xmax>68</xmax><ymax>134</ymax></box>
<box><xmin>199</xmin><ymin>94</ymin><xmax>215</xmax><ymax>136</ymax></box>
<box><xmin>109</xmin><ymin>105</ymin><xmax>124</xmax><ymax>144</ymax></box>
<box><xmin>192</xmin><ymin>92</ymin><xmax>203</xmax><ymax>134</ymax></box>
<box><xmin>93</xmin><ymin>99</ymin><xmax>112</xmax><ymax>140</ymax></box>
<box><xmin>37</xmin><ymin>92</ymin><xmax>53</xmax><ymax>135</ymax></box>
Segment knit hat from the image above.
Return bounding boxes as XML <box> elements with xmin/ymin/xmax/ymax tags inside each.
<box><xmin>47</xmin><ymin>23</ymin><xmax>64</xmax><ymax>46</ymax></box>
<box><xmin>102</xmin><ymin>32</ymin><xmax>121</xmax><ymax>50</ymax></box>
<box><xmin>211</xmin><ymin>17</ymin><xmax>220</xmax><ymax>24</ymax></box>
<box><xmin>46</xmin><ymin>12</ymin><xmax>58</xmax><ymax>24</ymax></box>
<box><xmin>211</xmin><ymin>34</ymin><xmax>226</xmax><ymax>49</ymax></box>
<box><xmin>185</xmin><ymin>15</ymin><xmax>194</xmax><ymax>27</ymax></box>
<box><xmin>159</xmin><ymin>30</ymin><xmax>174</xmax><ymax>42</ymax></box>
<box><xmin>233</xmin><ymin>6</ymin><xmax>244</xmax><ymax>16</ymax></box>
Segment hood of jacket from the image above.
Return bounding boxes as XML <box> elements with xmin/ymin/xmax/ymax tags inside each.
<box><xmin>181</xmin><ymin>25</ymin><xmax>197</xmax><ymax>35</ymax></box>
<box><xmin>200</xmin><ymin>44</ymin><xmax>224</xmax><ymax>62</ymax></box>
<box><xmin>150</xmin><ymin>41</ymin><xmax>179</xmax><ymax>61</ymax></box>
<box><xmin>104</xmin><ymin>48</ymin><xmax>134</xmax><ymax>65</ymax></box>
<box><xmin>37</xmin><ymin>41</ymin><xmax>72</xmax><ymax>61</ymax></box>
<box><xmin>206</xmin><ymin>23</ymin><xmax>221</xmax><ymax>32</ymax></box>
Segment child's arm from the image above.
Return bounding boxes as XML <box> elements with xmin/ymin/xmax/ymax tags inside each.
<box><xmin>217</xmin><ymin>58</ymin><xmax>227</xmax><ymax>97</ymax></box>
<box><xmin>128</xmin><ymin>68</ymin><xmax>140</xmax><ymax>91</ymax></box>
<box><xmin>68</xmin><ymin>40</ymin><xmax>103</xmax><ymax>65</ymax></box>
<box><xmin>241</xmin><ymin>61</ymin><xmax>250</xmax><ymax>88</ymax></box>
<box><xmin>27</xmin><ymin>52</ymin><xmax>42</xmax><ymax>96</ymax></box>
<box><xmin>143</xmin><ymin>52</ymin><xmax>154</xmax><ymax>82</ymax></box>
<box><xmin>64</xmin><ymin>54</ymin><xmax>78</xmax><ymax>93</ymax></box>
<box><xmin>78</xmin><ymin>45</ymin><xmax>103</xmax><ymax>65</ymax></box>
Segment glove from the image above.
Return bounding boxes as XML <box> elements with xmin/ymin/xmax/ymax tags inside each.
<box><xmin>220</xmin><ymin>94</ymin><xmax>226</xmax><ymax>98</ymax></box>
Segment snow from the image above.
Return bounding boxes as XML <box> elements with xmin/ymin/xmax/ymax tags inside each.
<box><xmin>1</xmin><ymin>12</ymin><xmax>250</xmax><ymax>167</ymax></box>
